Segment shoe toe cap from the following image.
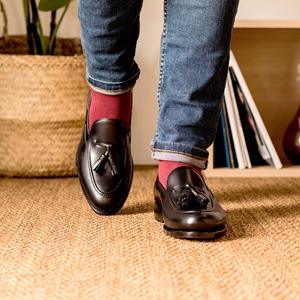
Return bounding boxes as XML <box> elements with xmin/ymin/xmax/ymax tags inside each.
<box><xmin>164</xmin><ymin>207</ymin><xmax>226</xmax><ymax>231</ymax></box>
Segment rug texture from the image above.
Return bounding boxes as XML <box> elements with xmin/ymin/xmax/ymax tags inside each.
<box><xmin>0</xmin><ymin>167</ymin><xmax>299</xmax><ymax>299</ymax></box>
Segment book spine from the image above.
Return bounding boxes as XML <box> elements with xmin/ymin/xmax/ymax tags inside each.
<box><xmin>229</xmin><ymin>51</ymin><xmax>282</xmax><ymax>169</ymax></box>
<box><xmin>227</xmin><ymin>67</ymin><xmax>252</xmax><ymax>168</ymax></box>
<box><xmin>224</xmin><ymin>74</ymin><xmax>246</xmax><ymax>169</ymax></box>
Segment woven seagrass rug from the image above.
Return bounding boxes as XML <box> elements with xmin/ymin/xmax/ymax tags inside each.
<box><xmin>0</xmin><ymin>167</ymin><xmax>299</xmax><ymax>299</ymax></box>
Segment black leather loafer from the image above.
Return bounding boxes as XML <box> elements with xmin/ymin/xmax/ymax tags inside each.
<box><xmin>153</xmin><ymin>166</ymin><xmax>226</xmax><ymax>239</ymax></box>
<box><xmin>76</xmin><ymin>93</ymin><xmax>133</xmax><ymax>215</ymax></box>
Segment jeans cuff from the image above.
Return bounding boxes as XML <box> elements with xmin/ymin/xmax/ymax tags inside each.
<box><xmin>88</xmin><ymin>82</ymin><xmax>134</xmax><ymax>95</ymax></box>
<box><xmin>86</xmin><ymin>69</ymin><xmax>140</xmax><ymax>95</ymax></box>
<box><xmin>150</xmin><ymin>141</ymin><xmax>209</xmax><ymax>170</ymax></box>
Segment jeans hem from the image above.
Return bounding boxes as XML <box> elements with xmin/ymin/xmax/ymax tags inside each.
<box><xmin>150</xmin><ymin>141</ymin><xmax>209</xmax><ymax>170</ymax></box>
<box><xmin>86</xmin><ymin>69</ymin><xmax>140</xmax><ymax>94</ymax></box>
<box><xmin>88</xmin><ymin>82</ymin><xmax>135</xmax><ymax>95</ymax></box>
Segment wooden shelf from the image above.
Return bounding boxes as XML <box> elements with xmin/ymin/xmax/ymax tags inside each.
<box><xmin>204</xmin><ymin>165</ymin><xmax>300</xmax><ymax>178</ymax></box>
<box><xmin>135</xmin><ymin>165</ymin><xmax>299</xmax><ymax>178</ymax></box>
<box><xmin>234</xmin><ymin>19</ymin><xmax>300</xmax><ymax>29</ymax></box>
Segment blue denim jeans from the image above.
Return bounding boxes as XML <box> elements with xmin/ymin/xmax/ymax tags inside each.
<box><xmin>78</xmin><ymin>0</ymin><xmax>239</xmax><ymax>169</ymax></box>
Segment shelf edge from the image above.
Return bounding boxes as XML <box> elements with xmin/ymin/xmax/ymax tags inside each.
<box><xmin>234</xmin><ymin>19</ymin><xmax>300</xmax><ymax>29</ymax></box>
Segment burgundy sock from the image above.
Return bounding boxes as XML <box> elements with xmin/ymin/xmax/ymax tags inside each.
<box><xmin>88</xmin><ymin>88</ymin><xmax>132</xmax><ymax>131</ymax></box>
<box><xmin>158</xmin><ymin>160</ymin><xmax>203</xmax><ymax>189</ymax></box>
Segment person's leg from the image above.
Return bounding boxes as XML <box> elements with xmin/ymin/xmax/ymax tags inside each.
<box><xmin>152</xmin><ymin>0</ymin><xmax>239</xmax><ymax>239</ymax></box>
<box><xmin>151</xmin><ymin>0</ymin><xmax>239</xmax><ymax>173</ymax></box>
<box><xmin>76</xmin><ymin>0</ymin><xmax>143</xmax><ymax>215</ymax></box>
<box><xmin>78</xmin><ymin>0</ymin><xmax>142</xmax><ymax>94</ymax></box>
<box><xmin>78</xmin><ymin>0</ymin><xmax>143</xmax><ymax>130</ymax></box>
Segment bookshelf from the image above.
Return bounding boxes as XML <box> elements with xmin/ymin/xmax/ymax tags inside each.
<box><xmin>234</xmin><ymin>19</ymin><xmax>300</xmax><ymax>29</ymax></box>
<box><xmin>207</xmin><ymin>18</ymin><xmax>300</xmax><ymax>177</ymax></box>
<box><xmin>204</xmin><ymin>164</ymin><xmax>299</xmax><ymax>178</ymax></box>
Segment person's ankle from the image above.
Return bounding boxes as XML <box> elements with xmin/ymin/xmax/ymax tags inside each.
<box><xmin>158</xmin><ymin>160</ymin><xmax>202</xmax><ymax>189</ymax></box>
<box><xmin>88</xmin><ymin>88</ymin><xmax>133</xmax><ymax>131</ymax></box>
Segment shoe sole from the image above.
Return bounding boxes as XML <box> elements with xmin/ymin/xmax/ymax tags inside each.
<box><xmin>76</xmin><ymin>155</ymin><xmax>134</xmax><ymax>216</ymax></box>
<box><xmin>154</xmin><ymin>202</ymin><xmax>226</xmax><ymax>240</ymax></box>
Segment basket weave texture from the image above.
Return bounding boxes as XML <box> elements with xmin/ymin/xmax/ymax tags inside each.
<box><xmin>0</xmin><ymin>38</ymin><xmax>87</xmax><ymax>177</ymax></box>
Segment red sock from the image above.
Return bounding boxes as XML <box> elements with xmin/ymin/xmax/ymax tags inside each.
<box><xmin>158</xmin><ymin>160</ymin><xmax>203</xmax><ymax>189</ymax></box>
<box><xmin>88</xmin><ymin>88</ymin><xmax>132</xmax><ymax>131</ymax></box>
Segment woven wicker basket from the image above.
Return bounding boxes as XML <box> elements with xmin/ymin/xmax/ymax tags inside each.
<box><xmin>0</xmin><ymin>36</ymin><xmax>87</xmax><ymax>177</ymax></box>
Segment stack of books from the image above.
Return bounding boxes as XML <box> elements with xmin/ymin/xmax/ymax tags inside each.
<box><xmin>213</xmin><ymin>51</ymin><xmax>282</xmax><ymax>169</ymax></box>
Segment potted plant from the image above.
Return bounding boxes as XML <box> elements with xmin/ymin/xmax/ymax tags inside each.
<box><xmin>0</xmin><ymin>0</ymin><xmax>87</xmax><ymax>177</ymax></box>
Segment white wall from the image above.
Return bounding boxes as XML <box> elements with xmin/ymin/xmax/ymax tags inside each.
<box><xmin>1</xmin><ymin>0</ymin><xmax>300</xmax><ymax>164</ymax></box>
<box><xmin>3</xmin><ymin>0</ymin><xmax>300</xmax><ymax>37</ymax></box>
<box><xmin>237</xmin><ymin>0</ymin><xmax>300</xmax><ymax>20</ymax></box>
<box><xmin>1</xmin><ymin>0</ymin><xmax>80</xmax><ymax>37</ymax></box>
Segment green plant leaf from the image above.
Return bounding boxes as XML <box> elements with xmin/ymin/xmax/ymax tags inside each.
<box><xmin>38</xmin><ymin>0</ymin><xmax>71</xmax><ymax>11</ymax></box>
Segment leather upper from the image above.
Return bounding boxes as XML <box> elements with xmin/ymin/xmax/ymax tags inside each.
<box><xmin>154</xmin><ymin>166</ymin><xmax>225</xmax><ymax>230</ymax></box>
<box><xmin>76</xmin><ymin>94</ymin><xmax>133</xmax><ymax>215</ymax></box>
